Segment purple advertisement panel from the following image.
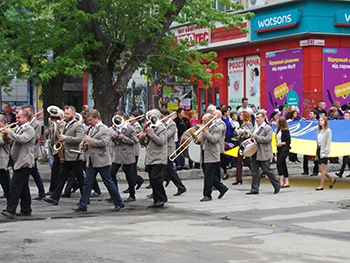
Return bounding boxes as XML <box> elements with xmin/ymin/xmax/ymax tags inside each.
<box><xmin>266</xmin><ymin>48</ymin><xmax>303</xmax><ymax>117</ymax></box>
<box><xmin>323</xmin><ymin>47</ymin><xmax>350</xmax><ymax>108</ymax></box>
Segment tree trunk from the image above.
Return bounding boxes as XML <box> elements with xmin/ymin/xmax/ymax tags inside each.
<box><xmin>41</xmin><ymin>74</ymin><xmax>65</xmax><ymax>125</ymax></box>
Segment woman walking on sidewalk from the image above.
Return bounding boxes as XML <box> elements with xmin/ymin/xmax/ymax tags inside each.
<box><xmin>315</xmin><ymin>116</ymin><xmax>336</xmax><ymax>191</ymax></box>
<box><xmin>276</xmin><ymin>117</ymin><xmax>291</xmax><ymax>188</ymax></box>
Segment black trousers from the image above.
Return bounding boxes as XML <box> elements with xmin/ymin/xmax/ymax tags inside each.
<box><xmin>148</xmin><ymin>164</ymin><xmax>167</xmax><ymax>203</ymax></box>
<box><xmin>202</xmin><ymin>162</ymin><xmax>226</xmax><ymax>198</ymax></box>
<box><xmin>302</xmin><ymin>155</ymin><xmax>319</xmax><ymax>174</ymax></box>
<box><xmin>277</xmin><ymin>148</ymin><xmax>289</xmax><ymax>177</ymax></box>
<box><xmin>6</xmin><ymin>168</ymin><xmax>32</xmax><ymax>214</ymax></box>
<box><xmin>50</xmin><ymin>160</ymin><xmax>84</xmax><ymax>203</ymax></box>
<box><xmin>0</xmin><ymin>169</ymin><xmax>10</xmax><ymax>201</ymax></box>
<box><xmin>49</xmin><ymin>154</ymin><xmax>61</xmax><ymax>192</ymax></box>
<box><xmin>166</xmin><ymin>159</ymin><xmax>186</xmax><ymax>191</ymax></box>
<box><xmin>111</xmin><ymin>162</ymin><xmax>138</xmax><ymax>198</ymax></box>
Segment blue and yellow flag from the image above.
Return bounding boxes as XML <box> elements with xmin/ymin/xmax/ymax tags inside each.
<box><xmin>225</xmin><ymin>119</ymin><xmax>350</xmax><ymax>157</ymax></box>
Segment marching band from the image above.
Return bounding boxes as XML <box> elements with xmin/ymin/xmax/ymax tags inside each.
<box><xmin>2</xmin><ymin>101</ymin><xmax>340</xmax><ymax>219</ymax></box>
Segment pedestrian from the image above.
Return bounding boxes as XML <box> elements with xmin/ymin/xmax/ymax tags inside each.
<box><xmin>276</xmin><ymin>117</ymin><xmax>291</xmax><ymax>188</ymax></box>
<box><xmin>315</xmin><ymin>116</ymin><xmax>336</xmax><ymax>190</ymax></box>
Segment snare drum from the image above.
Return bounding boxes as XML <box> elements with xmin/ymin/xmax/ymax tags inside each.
<box><xmin>241</xmin><ymin>139</ymin><xmax>258</xmax><ymax>157</ymax></box>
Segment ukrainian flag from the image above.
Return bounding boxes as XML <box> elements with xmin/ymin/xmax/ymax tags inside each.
<box><xmin>225</xmin><ymin>119</ymin><xmax>350</xmax><ymax>157</ymax></box>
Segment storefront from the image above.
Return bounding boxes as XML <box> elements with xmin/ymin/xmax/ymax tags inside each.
<box><xmin>173</xmin><ymin>0</ymin><xmax>350</xmax><ymax>118</ymax></box>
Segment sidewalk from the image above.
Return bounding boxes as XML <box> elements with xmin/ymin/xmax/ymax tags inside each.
<box><xmin>36</xmin><ymin>150</ymin><xmax>348</xmax><ymax>184</ymax></box>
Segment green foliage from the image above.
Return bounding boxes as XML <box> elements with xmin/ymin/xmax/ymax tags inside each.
<box><xmin>0</xmin><ymin>0</ymin><xmax>253</xmax><ymax>94</ymax></box>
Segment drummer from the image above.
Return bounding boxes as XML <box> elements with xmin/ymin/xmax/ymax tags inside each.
<box><xmin>160</xmin><ymin>108</ymin><xmax>187</xmax><ymax>196</ymax></box>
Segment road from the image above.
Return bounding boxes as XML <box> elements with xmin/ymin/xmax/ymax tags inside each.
<box><xmin>0</xmin><ymin>158</ymin><xmax>350</xmax><ymax>262</ymax></box>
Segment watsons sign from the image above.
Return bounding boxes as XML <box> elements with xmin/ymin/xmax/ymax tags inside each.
<box><xmin>253</xmin><ymin>9</ymin><xmax>301</xmax><ymax>33</ymax></box>
<box><xmin>335</xmin><ymin>10</ymin><xmax>350</xmax><ymax>26</ymax></box>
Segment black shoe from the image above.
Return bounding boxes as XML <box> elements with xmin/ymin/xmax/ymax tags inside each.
<box><xmin>222</xmin><ymin>173</ymin><xmax>228</xmax><ymax>180</ymax></box>
<box><xmin>164</xmin><ymin>179</ymin><xmax>170</xmax><ymax>187</ymax></box>
<box><xmin>176</xmin><ymin>167</ymin><xmax>182</xmax><ymax>171</ymax></box>
<box><xmin>335</xmin><ymin>172</ymin><xmax>343</xmax><ymax>178</ymax></box>
<box><xmin>72</xmin><ymin>207</ymin><xmax>87</xmax><ymax>212</ymax></box>
<box><xmin>16</xmin><ymin>212</ymin><xmax>32</xmax><ymax>217</ymax></box>
<box><xmin>182</xmin><ymin>167</ymin><xmax>189</xmax><ymax>170</ymax></box>
<box><xmin>145</xmin><ymin>185</ymin><xmax>152</xmax><ymax>189</ymax></box>
<box><xmin>124</xmin><ymin>197</ymin><xmax>136</xmax><ymax>202</ymax></box>
<box><xmin>45</xmin><ymin>191</ymin><xmax>52</xmax><ymax>196</ymax></box>
<box><xmin>274</xmin><ymin>187</ymin><xmax>280</xmax><ymax>194</ymax></box>
<box><xmin>43</xmin><ymin>197</ymin><xmax>58</xmax><ymax>205</ymax></box>
<box><xmin>200</xmin><ymin>196</ymin><xmax>212</xmax><ymax>202</ymax></box>
<box><xmin>33</xmin><ymin>196</ymin><xmax>44</xmax><ymax>201</ymax></box>
<box><xmin>136</xmin><ymin>177</ymin><xmax>144</xmax><ymax>190</ymax></box>
<box><xmin>246</xmin><ymin>191</ymin><xmax>259</xmax><ymax>195</ymax></box>
<box><xmin>90</xmin><ymin>191</ymin><xmax>101</xmax><ymax>198</ymax></box>
<box><xmin>146</xmin><ymin>194</ymin><xmax>153</xmax><ymax>199</ymax></box>
<box><xmin>123</xmin><ymin>188</ymin><xmax>130</xmax><ymax>194</ymax></box>
<box><xmin>218</xmin><ymin>187</ymin><xmax>229</xmax><ymax>199</ymax></box>
<box><xmin>71</xmin><ymin>188</ymin><xmax>79</xmax><ymax>194</ymax></box>
<box><xmin>301</xmin><ymin>172</ymin><xmax>309</xmax><ymax>175</ymax></box>
<box><xmin>105</xmin><ymin>198</ymin><xmax>113</xmax><ymax>203</ymax></box>
<box><xmin>173</xmin><ymin>188</ymin><xmax>186</xmax><ymax>196</ymax></box>
<box><xmin>330</xmin><ymin>179</ymin><xmax>337</xmax><ymax>189</ymax></box>
<box><xmin>310</xmin><ymin>173</ymin><xmax>318</xmax><ymax>176</ymax></box>
<box><xmin>232</xmin><ymin>181</ymin><xmax>242</xmax><ymax>185</ymax></box>
<box><xmin>148</xmin><ymin>201</ymin><xmax>164</xmax><ymax>208</ymax></box>
<box><xmin>111</xmin><ymin>204</ymin><xmax>125</xmax><ymax>212</ymax></box>
<box><xmin>1</xmin><ymin>211</ymin><xmax>15</xmax><ymax>219</ymax></box>
<box><xmin>61</xmin><ymin>193</ymin><xmax>71</xmax><ymax>198</ymax></box>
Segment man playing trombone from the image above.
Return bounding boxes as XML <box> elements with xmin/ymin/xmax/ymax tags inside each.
<box><xmin>139</xmin><ymin>109</ymin><xmax>168</xmax><ymax>208</ymax></box>
<box><xmin>200</xmin><ymin>113</ymin><xmax>229</xmax><ymax>202</ymax></box>
<box><xmin>159</xmin><ymin>108</ymin><xmax>187</xmax><ymax>196</ymax></box>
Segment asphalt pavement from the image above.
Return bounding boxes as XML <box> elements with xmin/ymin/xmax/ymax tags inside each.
<box><xmin>0</xmin><ymin>151</ymin><xmax>350</xmax><ymax>262</ymax></box>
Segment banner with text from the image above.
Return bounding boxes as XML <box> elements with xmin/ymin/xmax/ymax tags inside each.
<box><xmin>266</xmin><ymin>48</ymin><xmax>303</xmax><ymax>117</ymax></box>
<box><xmin>245</xmin><ymin>55</ymin><xmax>261</xmax><ymax>109</ymax></box>
<box><xmin>228</xmin><ymin>57</ymin><xmax>244</xmax><ymax>111</ymax></box>
<box><xmin>323</xmin><ymin>47</ymin><xmax>350</xmax><ymax>108</ymax></box>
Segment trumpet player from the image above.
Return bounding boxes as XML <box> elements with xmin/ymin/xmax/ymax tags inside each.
<box><xmin>73</xmin><ymin>109</ymin><xmax>124</xmax><ymax>212</ymax></box>
<box><xmin>0</xmin><ymin>115</ymin><xmax>10</xmax><ymax>201</ymax></box>
<box><xmin>1</xmin><ymin>110</ymin><xmax>36</xmax><ymax>219</ymax></box>
<box><xmin>44</xmin><ymin>106</ymin><xmax>85</xmax><ymax>206</ymax></box>
<box><xmin>110</xmin><ymin>112</ymin><xmax>138</xmax><ymax>203</ymax></box>
<box><xmin>23</xmin><ymin>105</ymin><xmax>46</xmax><ymax>201</ymax></box>
<box><xmin>139</xmin><ymin>109</ymin><xmax>167</xmax><ymax>208</ymax></box>
<box><xmin>159</xmin><ymin>108</ymin><xmax>186</xmax><ymax>196</ymax></box>
<box><xmin>200</xmin><ymin>113</ymin><xmax>228</xmax><ymax>202</ymax></box>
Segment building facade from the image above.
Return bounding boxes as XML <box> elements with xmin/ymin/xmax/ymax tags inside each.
<box><xmin>173</xmin><ymin>0</ymin><xmax>350</xmax><ymax>117</ymax></box>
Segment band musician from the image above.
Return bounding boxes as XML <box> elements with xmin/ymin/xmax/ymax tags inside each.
<box><xmin>139</xmin><ymin>109</ymin><xmax>168</xmax><ymax>208</ymax></box>
<box><xmin>44</xmin><ymin>106</ymin><xmax>85</xmax><ymax>205</ymax></box>
<box><xmin>0</xmin><ymin>115</ymin><xmax>10</xmax><ymax>201</ymax></box>
<box><xmin>73</xmin><ymin>109</ymin><xmax>125</xmax><ymax>212</ymax></box>
<box><xmin>200</xmin><ymin>113</ymin><xmax>229</xmax><ymax>202</ymax></box>
<box><xmin>1</xmin><ymin>110</ymin><xmax>36</xmax><ymax>219</ymax></box>
<box><xmin>110</xmin><ymin>112</ymin><xmax>138</xmax><ymax>203</ymax></box>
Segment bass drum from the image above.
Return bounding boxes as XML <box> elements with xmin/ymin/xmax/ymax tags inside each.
<box><xmin>188</xmin><ymin>143</ymin><xmax>201</xmax><ymax>163</ymax></box>
<box><xmin>179</xmin><ymin>124</ymin><xmax>203</xmax><ymax>159</ymax></box>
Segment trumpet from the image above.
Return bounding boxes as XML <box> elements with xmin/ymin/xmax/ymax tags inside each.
<box><xmin>0</xmin><ymin>122</ymin><xmax>18</xmax><ymax>136</ymax></box>
<box><xmin>169</xmin><ymin>114</ymin><xmax>218</xmax><ymax>162</ymax></box>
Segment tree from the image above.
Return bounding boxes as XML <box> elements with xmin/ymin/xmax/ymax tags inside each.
<box><xmin>0</xmin><ymin>0</ymin><xmax>253</xmax><ymax>125</ymax></box>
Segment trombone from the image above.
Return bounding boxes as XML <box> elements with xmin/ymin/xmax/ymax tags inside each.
<box><xmin>169</xmin><ymin>114</ymin><xmax>218</xmax><ymax>162</ymax></box>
